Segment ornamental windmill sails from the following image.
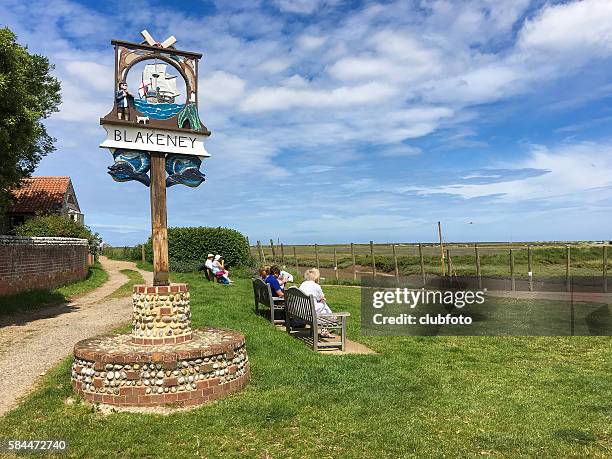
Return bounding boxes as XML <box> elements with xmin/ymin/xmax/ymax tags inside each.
<box><xmin>140</xmin><ymin>63</ymin><xmax>180</xmax><ymax>103</ymax></box>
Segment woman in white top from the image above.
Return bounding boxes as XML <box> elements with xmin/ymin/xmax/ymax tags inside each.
<box><xmin>299</xmin><ymin>268</ymin><xmax>334</xmax><ymax>337</ymax></box>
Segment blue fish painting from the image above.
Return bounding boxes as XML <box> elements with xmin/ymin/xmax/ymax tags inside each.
<box><xmin>108</xmin><ymin>149</ymin><xmax>151</xmax><ymax>186</ymax></box>
<box><xmin>165</xmin><ymin>154</ymin><xmax>205</xmax><ymax>187</ymax></box>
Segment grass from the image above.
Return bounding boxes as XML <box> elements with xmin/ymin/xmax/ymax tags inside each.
<box><xmin>104</xmin><ymin>269</ymin><xmax>145</xmax><ymax>299</ymax></box>
<box><xmin>0</xmin><ymin>263</ymin><xmax>108</xmax><ymax>315</ymax></box>
<box><xmin>0</xmin><ymin>272</ymin><xmax>610</xmax><ymax>458</ymax></box>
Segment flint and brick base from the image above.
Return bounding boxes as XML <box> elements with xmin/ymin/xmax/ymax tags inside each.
<box><xmin>132</xmin><ymin>284</ymin><xmax>192</xmax><ymax>344</ymax></box>
<box><xmin>72</xmin><ymin>328</ymin><xmax>249</xmax><ymax>407</ymax></box>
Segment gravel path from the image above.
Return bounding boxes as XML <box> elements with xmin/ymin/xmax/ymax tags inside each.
<box><xmin>0</xmin><ymin>256</ymin><xmax>152</xmax><ymax>416</ymax></box>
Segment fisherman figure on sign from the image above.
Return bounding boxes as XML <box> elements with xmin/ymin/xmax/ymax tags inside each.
<box><xmin>116</xmin><ymin>82</ymin><xmax>133</xmax><ymax>120</ymax></box>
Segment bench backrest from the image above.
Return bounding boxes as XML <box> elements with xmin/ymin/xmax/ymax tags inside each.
<box><xmin>253</xmin><ymin>278</ymin><xmax>273</xmax><ymax>307</ymax></box>
<box><xmin>285</xmin><ymin>286</ymin><xmax>315</xmax><ymax>323</ymax></box>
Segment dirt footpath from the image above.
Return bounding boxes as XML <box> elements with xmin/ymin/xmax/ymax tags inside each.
<box><xmin>0</xmin><ymin>257</ymin><xmax>151</xmax><ymax>416</ymax></box>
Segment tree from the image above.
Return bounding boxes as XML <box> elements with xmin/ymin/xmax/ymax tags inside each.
<box><xmin>15</xmin><ymin>214</ymin><xmax>100</xmax><ymax>256</ymax></box>
<box><xmin>0</xmin><ymin>28</ymin><xmax>61</xmax><ymax>205</ymax></box>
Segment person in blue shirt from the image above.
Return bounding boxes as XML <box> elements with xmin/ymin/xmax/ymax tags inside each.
<box><xmin>265</xmin><ymin>265</ymin><xmax>284</xmax><ymax>297</ymax></box>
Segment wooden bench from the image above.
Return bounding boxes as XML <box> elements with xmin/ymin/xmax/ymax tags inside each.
<box><xmin>252</xmin><ymin>278</ymin><xmax>285</xmax><ymax>324</ymax></box>
<box><xmin>284</xmin><ymin>286</ymin><xmax>350</xmax><ymax>352</ymax></box>
<box><xmin>204</xmin><ymin>267</ymin><xmax>219</xmax><ymax>283</ymax></box>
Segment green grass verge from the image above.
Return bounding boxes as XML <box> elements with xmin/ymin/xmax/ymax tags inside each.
<box><xmin>104</xmin><ymin>269</ymin><xmax>145</xmax><ymax>299</ymax></box>
<box><xmin>0</xmin><ymin>263</ymin><xmax>108</xmax><ymax>315</ymax></box>
<box><xmin>0</xmin><ymin>273</ymin><xmax>610</xmax><ymax>457</ymax></box>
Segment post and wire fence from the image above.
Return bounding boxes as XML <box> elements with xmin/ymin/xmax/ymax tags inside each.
<box><xmin>250</xmin><ymin>240</ymin><xmax>611</xmax><ymax>292</ymax></box>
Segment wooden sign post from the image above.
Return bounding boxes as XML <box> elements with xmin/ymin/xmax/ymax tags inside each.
<box><xmin>150</xmin><ymin>152</ymin><xmax>170</xmax><ymax>285</ymax></box>
<box><xmin>99</xmin><ymin>30</ymin><xmax>210</xmax><ymax>285</ymax></box>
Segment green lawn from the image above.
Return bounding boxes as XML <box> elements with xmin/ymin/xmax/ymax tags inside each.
<box><xmin>0</xmin><ymin>273</ymin><xmax>610</xmax><ymax>457</ymax></box>
<box><xmin>104</xmin><ymin>269</ymin><xmax>145</xmax><ymax>299</ymax></box>
<box><xmin>0</xmin><ymin>263</ymin><xmax>108</xmax><ymax>315</ymax></box>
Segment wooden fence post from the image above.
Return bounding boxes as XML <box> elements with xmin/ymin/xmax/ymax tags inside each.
<box><xmin>315</xmin><ymin>243</ymin><xmax>320</xmax><ymax>270</ymax></box>
<box><xmin>475</xmin><ymin>244</ymin><xmax>481</xmax><ymax>290</ymax></box>
<box><xmin>528</xmin><ymin>245</ymin><xmax>533</xmax><ymax>292</ymax></box>
<box><xmin>351</xmin><ymin>243</ymin><xmax>356</xmax><ymax>281</ymax></box>
<box><xmin>257</xmin><ymin>240</ymin><xmax>265</xmax><ymax>264</ymax></box>
<box><xmin>603</xmin><ymin>245</ymin><xmax>608</xmax><ymax>293</ymax></box>
<box><xmin>438</xmin><ymin>221</ymin><xmax>445</xmax><ymax>277</ymax></box>
<box><xmin>294</xmin><ymin>246</ymin><xmax>299</xmax><ymax>272</ymax></box>
<box><xmin>280</xmin><ymin>243</ymin><xmax>285</xmax><ymax>265</ymax></box>
<box><xmin>370</xmin><ymin>240</ymin><xmax>376</xmax><ymax>276</ymax></box>
<box><xmin>566</xmin><ymin>245</ymin><xmax>571</xmax><ymax>292</ymax></box>
<box><xmin>392</xmin><ymin>244</ymin><xmax>399</xmax><ymax>282</ymax></box>
<box><xmin>333</xmin><ymin>248</ymin><xmax>339</xmax><ymax>281</ymax></box>
<box><xmin>446</xmin><ymin>249</ymin><xmax>451</xmax><ymax>277</ymax></box>
<box><xmin>419</xmin><ymin>243</ymin><xmax>426</xmax><ymax>286</ymax></box>
<box><xmin>270</xmin><ymin>239</ymin><xmax>276</xmax><ymax>262</ymax></box>
<box><xmin>510</xmin><ymin>249</ymin><xmax>515</xmax><ymax>291</ymax></box>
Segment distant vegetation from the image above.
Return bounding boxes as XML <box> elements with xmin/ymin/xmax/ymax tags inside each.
<box><xmin>15</xmin><ymin>214</ymin><xmax>101</xmax><ymax>256</ymax></box>
<box><xmin>104</xmin><ymin>226</ymin><xmax>253</xmax><ymax>272</ymax></box>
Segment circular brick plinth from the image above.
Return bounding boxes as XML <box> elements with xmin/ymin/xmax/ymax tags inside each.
<box><xmin>72</xmin><ymin>328</ymin><xmax>249</xmax><ymax>408</ymax></box>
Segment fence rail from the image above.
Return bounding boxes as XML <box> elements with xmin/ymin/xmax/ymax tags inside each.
<box><xmin>251</xmin><ymin>240</ymin><xmax>611</xmax><ymax>292</ymax></box>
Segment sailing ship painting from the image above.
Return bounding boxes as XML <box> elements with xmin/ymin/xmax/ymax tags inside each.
<box><xmin>134</xmin><ymin>63</ymin><xmax>184</xmax><ymax>120</ymax></box>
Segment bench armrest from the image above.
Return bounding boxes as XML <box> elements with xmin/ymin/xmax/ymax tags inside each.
<box><xmin>318</xmin><ymin>312</ymin><xmax>350</xmax><ymax>317</ymax></box>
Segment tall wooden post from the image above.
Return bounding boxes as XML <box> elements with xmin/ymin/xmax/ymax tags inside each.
<box><xmin>510</xmin><ymin>249</ymin><xmax>515</xmax><ymax>291</ymax></box>
<box><xmin>333</xmin><ymin>248</ymin><xmax>339</xmax><ymax>281</ymax></box>
<box><xmin>149</xmin><ymin>152</ymin><xmax>169</xmax><ymax>286</ymax></box>
<box><xmin>604</xmin><ymin>245</ymin><xmax>608</xmax><ymax>293</ymax></box>
<box><xmin>419</xmin><ymin>243</ymin><xmax>426</xmax><ymax>286</ymax></box>
<box><xmin>294</xmin><ymin>246</ymin><xmax>299</xmax><ymax>272</ymax></box>
<box><xmin>527</xmin><ymin>245</ymin><xmax>533</xmax><ymax>292</ymax></box>
<box><xmin>475</xmin><ymin>244</ymin><xmax>482</xmax><ymax>289</ymax></box>
<box><xmin>280</xmin><ymin>243</ymin><xmax>285</xmax><ymax>265</ymax></box>
<box><xmin>438</xmin><ymin>221</ymin><xmax>445</xmax><ymax>276</ymax></box>
<box><xmin>257</xmin><ymin>240</ymin><xmax>265</xmax><ymax>264</ymax></box>
<box><xmin>270</xmin><ymin>239</ymin><xmax>276</xmax><ymax>262</ymax></box>
<box><xmin>315</xmin><ymin>243</ymin><xmax>320</xmax><ymax>270</ymax></box>
<box><xmin>351</xmin><ymin>243</ymin><xmax>356</xmax><ymax>281</ymax></box>
<box><xmin>566</xmin><ymin>245</ymin><xmax>571</xmax><ymax>292</ymax></box>
<box><xmin>392</xmin><ymin>244</ymin><xmax>399</xmax><ymax>282</ymax></box>
<box><xmin>370</xmin><ymin>240</ymin><xmax>376</xmax><ymax>276</ymax></box>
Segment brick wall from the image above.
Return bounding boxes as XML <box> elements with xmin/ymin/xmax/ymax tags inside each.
<box><xmin>0</xmin><ymin>236</ymin><xmax>89</xmax><ymax>296</ymax></box>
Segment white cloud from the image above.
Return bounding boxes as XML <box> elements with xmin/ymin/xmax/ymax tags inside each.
<box><xmin>518</xmin><ymin>0</ymin><xmax>612</xmax><ymax>59</ymax></box>
<box><xmin>379</xmin><ymin>145</ymin><xmax>423</xmax><ymax>157</ymax></box>
<box><xmin>412</xmin><ymin>142</ymin><xmax>612</xmax><ymax>203</ymax></box>
<box><xmin>200</xmin><ymin>71</ymin><xmax>246</xmax><ymax>107</ymax></box>
<box><xmin>64</xmin><ymin>61</ymin><xmax>113</xmax><ymax>91</ymax></box>
<box><xmin>256</xmin><ymin>58</ymin><xmax>291</xmax><ymax>73</ymax></box>
<box><xmin>297</xmin><ymin>34</ymin><xmax>326</xmax><ymax>50</ymax></box>
<box><xmin>239</xmin><ymin>81</ymin><xmax>398</xmax><ymax>112</ymax></box>
<box><xmin>273</xmin><ymin>0</ymin><xmax>324</xmax><ymax>14</ymax></box>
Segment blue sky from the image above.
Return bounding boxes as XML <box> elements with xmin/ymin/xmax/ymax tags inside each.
<box><xmin>2</xmin><ymin>0</ymin><xmax>612</xmax><ymax>245</ymax></box>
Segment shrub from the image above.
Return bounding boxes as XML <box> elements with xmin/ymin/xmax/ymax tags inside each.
<box><xmin>15</xmin><ymin>214</ymin><xmax>101</xmax><ymax>256</ymax></box>
<box><xmin>144</xmin><ymin>226</ymin><xmax>252</xmax><ymax>272</ymax></box>
<box><xmin>103</xmin><ymin>245</ymin><xmax>143</xmax><ymax>262</ymax></box>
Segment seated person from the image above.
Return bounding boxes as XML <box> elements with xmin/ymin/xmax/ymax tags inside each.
<box><xmin>258</xmin><ymin>265</ymin><xmax>269</xmax><ymax>280</ymax></box>
<box><xmin>265</xmin><ymin>265</ymin><xmax>284</xmax><ymax>298</ymax></box>
<box><xmin>278</xmin><ymin>269</ymin><xmax>294</xmax><ymax>286</ymax></box>
<box><xmin>204</xmin><ymin>253</ymin><xmax>214</xmax><ymax>272</ymax></box>
<box><xmin>213</xmin><ymin>255</ymin><xmax>232</xmax><ymax>284</ymax></box>
<box><xmin>299</xmin><ymin>268</ymin><xmax>335</xmax><ymax>338</ymax></box>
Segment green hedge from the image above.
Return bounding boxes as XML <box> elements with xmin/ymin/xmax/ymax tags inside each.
<box><xmin>144</xmin><ymin>226</ymin><xmax>252</xmax><ymax>272</ymax></box>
